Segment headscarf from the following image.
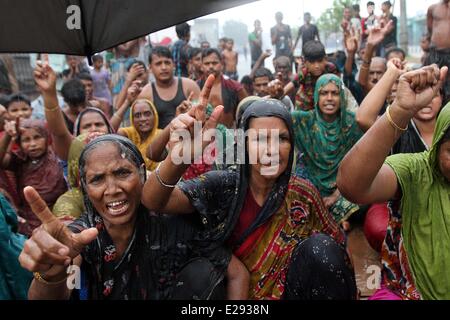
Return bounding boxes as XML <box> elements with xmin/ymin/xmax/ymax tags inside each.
<box><xmin>73</xmin><ymin>107</ymin><xmax>114</xmax><ymax>137</ymax></box>
<box><xmin>226</xmin><ymin>99</ymin><xmax>295</xmax><ymax>246</ymax></box>
<box><xmin>15</xmin><ymin>119</ymin><xmax>68</xmax><ymax>236</ymax></box>
<box><xmin>53</xmin><ymin>112</ymin><xmax>114</xmax><ymax>219</ymax></box>
<box><xmin>120</xmin><ymin>99</ymin><xmax>160</xmax><ymax>170</ymax></box>
<box><xmin>293</xmin><ymin>74</ymin><xmax>363</xmax><ymax>197</ymax></box>
<box><xmin>15</xmin><ymin>119</ymin><xmax>66</xmax><ymax>201</ymax></box>
<box><xmin>385</xmin><ymin>103</ymin><xmax>450</xmax><ymax>299</ymax></box>
<box><xmin>75</xmin><ymin>134</ymin><xmax>149</xmax><ymax>299</ymax></box>
<box><xmin>18</xmin><ymin>119</ymin><xmax>51</xmax><ymax>146</ymax></box>
<box><xmin>235</xmin><ymin>96</ymin><xmax>261</xmax><ymax>125</ymax></box>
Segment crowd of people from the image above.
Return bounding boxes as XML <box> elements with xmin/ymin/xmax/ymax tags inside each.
<box><xmin>0</xmin><ymin>0</ymin><xmax>449</xmax><ymax>300</ymax></box>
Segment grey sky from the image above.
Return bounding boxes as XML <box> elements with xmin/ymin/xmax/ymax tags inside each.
<box><xmin>152</xmin><ymin>0</ymin><xmax>437</xmax><ymax>42</ymax></box>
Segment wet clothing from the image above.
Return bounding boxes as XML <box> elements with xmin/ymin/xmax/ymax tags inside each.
<box><xmin>179</xmin><ymin>100</ymin><xmax>355</xmax><ymax>300</ymax></box>
<box><xmin>271</xmin><ymin>24</ymin><xmax>292</xmax><ymax>58</ymax></box>
<box><xmin>68</xmin><ymin>134</ymin><xmax>230</xmax><ymax>300</ymax></box>
<box><xmin>425</xmin><ymin>47</ymin><xmax>450</xmax><ymax>99</ymax></box>
<box><xmin>378</xmin><ymin>103</ymin><xmax>450</xmax><ymax>300</ymax></box>
<box><xmin>69</xmin><ymin>209</ymin><xmax>229</xmax><ymax>300</ymax></box>
<box><xmin>197</xmin><ymin>76</ymin><xmax>244</xmax><ymax>117</ymax></box>
<box><xmin>292</xmin><ymin>74</ymin><xmax>363</xmax><ymax>222</ymax></box>
<box><xmin>0</xmin><ymin>194</ymin><xmax>32</xmax><ymax>299</ymax></box>
<box><xmin>152</xmin><ymin>78</ymin><xmax>187</xmax><ymax>129</ymax></box>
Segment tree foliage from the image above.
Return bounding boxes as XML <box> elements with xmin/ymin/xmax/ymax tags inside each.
<box><xmin>317</xmin><ymin>0</ymin><xmax>359</xmax><ymax>37</ymax></box>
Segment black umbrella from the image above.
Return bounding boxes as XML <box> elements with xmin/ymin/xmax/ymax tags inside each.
<box><xmin>0</xmin><ymin>0</ymin><xmax>258</xmax><ymax>58</ymax></box>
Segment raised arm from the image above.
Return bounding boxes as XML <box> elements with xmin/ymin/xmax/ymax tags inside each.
<box><xmin>356</xmin><ymin>58</ymin><xmax>406</xmax><ymax>132</ymax></box>
<box><xmin>110</xmin><ymin>80</ymin><xmax>142</xmax><ymax>131</ymax></box>
<box><xmin>34</xmin><ymin>60</ymin><xmax>73</xmax><ymax>161</ymax></box>
<box><xmin>338</xmin><ymin>65</ymin><xmax>447</xmax><ymax>204</ymax></box>
<box><xmin>249</xmin><ymin>50</ymin><xmax>272</xmax><ymax>79</ymax></box>
<box><xmin>146</xmin><ymin>96</ymin><xmax>193</xmax><ymax>162</ymax></box>
<box><xmin>142</xmin><ymin>75</ymin><xmax>224</xmax><ymax>214</ymax></box>
<box><xmin>19</xmin><ymin>187</ymin><xmax>98</xmax><ymax>300</ymax></box>
<box><xmin>358</xmin><ymin>21</ymin><xmax>393</xmax><ymax>92</ymax></box>
<box><xmin>0</xmin><ymin>120</ymin><xmax>15</xmax><ymax>168</ymax></box>
<box><xmin>114</xmin><ymin>63</ymin><xmax>146</xmax><ymax>111</ymax></box>
<box><xmin>344</xmin><ymin>35</ymin><xmax>358</xmax><ymax>77</ymax></box>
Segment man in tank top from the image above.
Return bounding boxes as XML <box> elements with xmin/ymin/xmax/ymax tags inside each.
<box><xmin>138</xmin><ymin>46</ymin><xmax>200</xmax><ymax>129</ymax></box>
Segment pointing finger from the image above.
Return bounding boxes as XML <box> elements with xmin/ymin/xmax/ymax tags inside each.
<box><xmin>23</xmin><ymin>186</ymin><xmax>57</xmax><ymax>225</ymax></box>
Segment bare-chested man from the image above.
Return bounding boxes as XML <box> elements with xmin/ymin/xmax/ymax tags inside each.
<box><xmin>426</xmin><ymin>0</ymin><xmax>450</xmax><ymax>98</ymax></box>
<box><xmin>222</xmin><ymin>38</ymin><xmax>239</xmax><ymax>81</ymax></box>
<box><xmin>198</xmin><ymin>48</ymin><xmax>248</xmax><ymax>128</ymax></box>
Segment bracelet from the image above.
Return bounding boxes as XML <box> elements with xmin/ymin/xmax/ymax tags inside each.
<box><xmin>386</xmin><ymin>106</ymin><xmax>408</xmax><ymax>132</ymax></box>
<box><xmin>44</xmin><ymin>105</ymin><xmax>60</xmax><ymax>112</ymax></box>
<box><xmin>33</xmin><ymin>271</ymin><xmax>68</xmax><ymax>286</ymax></box>
<box><xmin>154</xmin><ymin>163</ymin><xmax>179</xmax><ymax>188</ymax></box>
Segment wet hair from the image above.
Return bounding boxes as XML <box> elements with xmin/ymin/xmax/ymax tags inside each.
<box><xmin>5</xmin><ymin>93</ymin><xmax>31</xmax><ymax>109</ymax></box>
<box><xmin>175</xmin><ymin>22</ymin><xmax>191</xmax><ymax>39</ymax></box>
<box><xmin>148</xmin><ymin>46</ymin><xmax>173</xmax><ymax>64</ymax></box>
<box><xmin>253</xmin><ymin>68</ymin><xmax>274</xmax><ymax>81</ymax></box>
<box><xmin>77</xmin><ymin>72</ymin><xmax>93</xmax><ymax>82</ymax></box>
<box><xmin>189</xmin><ymin>47</ymin><xmax>202</xmax><ymax>60</ymax></box>
<box><xmin>385</xmin><ymin>47</ymin><xmax>406</xmax><ymax>61</ymax></box>
<box><xmin>126</xmin><ymin>59</ymin><xmax>147</xmax><ymax>72</ymax></box>
<box><xmin>274</xmin><ymin>56</ymin><xmax>292</xmax><ymax>69</ymax></box>
<box><xmin>79</xmin><ymin>134</ymin><xmax>146</xmax><ymax>215</ymax></box>
<box><xmin>303</xmin><ymin>40</ymin><xmax>326</xmax><ymax>62</ymax></box>
<box><xmin>240</xmin><ymin>75</ymin><xmax>252</xmax><ymax>86</ymax></box>
<box><xmin>202</xmin><ymin>48</ymin><xmax>222</xmax><ymax>61</ymax></box>
<box><xmin>61</xmin><ymin>79</ymin><xmax>86</xmax><ymax>107</ymax></box>
<box><xmin>92</xmin><ymin>54</ymin><xmax>103</xmax><ymax>63</ymax></box>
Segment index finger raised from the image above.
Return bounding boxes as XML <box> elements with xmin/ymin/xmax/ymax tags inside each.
<box><xmin>23</xmin><ymin>186</ymin><xmax>57</xmax><ymax>225</ymax></box>
<box><xmin>198</xmin><ymin>74</ymin><xmax>215</xmax><ymax>112</ymax></box>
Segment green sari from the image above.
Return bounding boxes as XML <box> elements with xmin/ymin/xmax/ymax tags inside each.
<box><xmin>292</xmin><ymin>74</ymin><xmax>363</xmax><ymax>222</ymax></box>
<box><xmin>385</xmin><ymin>102</ymin><xmax>450</xmax><ymax>299</ymax></box>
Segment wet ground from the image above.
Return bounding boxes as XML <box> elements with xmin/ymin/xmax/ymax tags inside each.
<box><xmin>347</xmin><ymin>224</ymin><xmax>382</xmax><ymax>298</ymax></box>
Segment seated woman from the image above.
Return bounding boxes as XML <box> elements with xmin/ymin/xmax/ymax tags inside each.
<box><xmin>33</xmin><ymin>61</ymin><xmax>116</xmax><ymax>220</ymax></box>
<box><xmin>118</xmin><ymin>99</ymin><xmax>161</xmax><ymax>171</ymax></box>
<box><xmin>338</xmin><ymin>65</ymin><xmax>450</xmax><ymax>299</ymax></box>
<box><xmin>142</xmin><ymin>77</ymin><xmax>357</xmax><ymax>300</ymax></box>
<box><xmin>356</xmin><ymin>58</ymin><xmax>446</xmax><ymax>252</ymax></box>
<box><xmin>19</xmin><ymin>134</ymin><xmax>249</xmax><ymax>300</ymax></box>
<box><xmin>0</xmin><ymin>119</ymin><xmax>67</xmax><ymax>236</ymax></box>
<box><xmin>291</xmin><ymin>74</ymin><xmax>363</xmax><ymax>225</ymax></box>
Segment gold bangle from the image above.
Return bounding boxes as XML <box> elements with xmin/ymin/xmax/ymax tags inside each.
<box><xmin>386</xmin><ymin>105</ymin><xmax>408</xmax><ymax>132</ymax></box>
<box><xmin>33</xmin><ymin>271</ymin><xmax>68</xmax><ymax>285</ymax></box>
<box><xmin>44</xmin><ymin>105</ymin><xmax>60</xmax><ymax>112</ymax></box>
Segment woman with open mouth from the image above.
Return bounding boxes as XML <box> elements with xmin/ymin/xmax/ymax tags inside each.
<box><xmin>18</xmin><ymin>134</ymin><xmax>249</xmax><ymax>300</ymax></box>
<box><xmin>291</xmin><ymin>74</ymin><xmax>364</xmax><ymax>228</ymax></box>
